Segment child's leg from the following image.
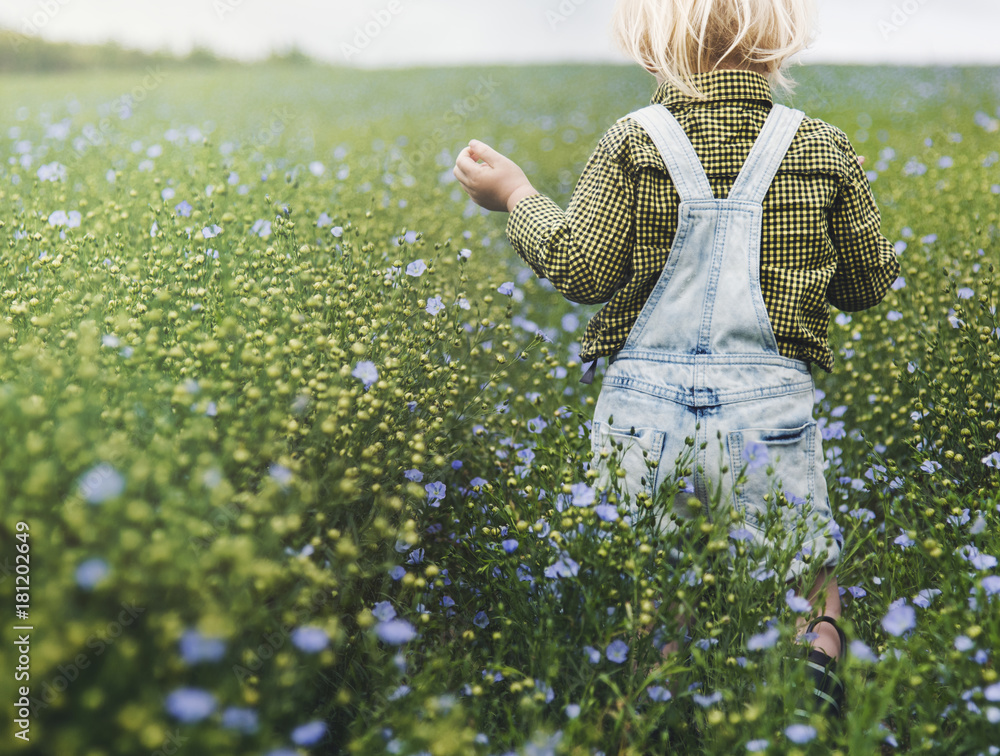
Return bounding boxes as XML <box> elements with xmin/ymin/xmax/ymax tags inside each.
<box><xmin>795</xmin><ymin>566</ymin><xmax>843</xmax><ymax>658</ymax></box>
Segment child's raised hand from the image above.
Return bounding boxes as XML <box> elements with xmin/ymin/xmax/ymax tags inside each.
<box><xmin>454</xmin><ymin>140</ymin><xmax>537</xmax><ymax>213</ymax></box>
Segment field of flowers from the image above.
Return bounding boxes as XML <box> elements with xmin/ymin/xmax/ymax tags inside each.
<box><xmin>0</xmin><ymin>62</ymin><xmax>998</xmax><ymax>756</ymax></box>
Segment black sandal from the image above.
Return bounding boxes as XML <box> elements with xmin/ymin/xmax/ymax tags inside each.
<box><xmin>794</xmin><ymin>615</ymin><xmax>847</xmax><ymax>719</ymax></box>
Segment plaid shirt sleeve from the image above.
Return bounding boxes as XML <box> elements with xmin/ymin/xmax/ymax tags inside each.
<box><xmin>505</xmin><ymin>136</ymin><xmax>634</xmax><ymax>305</ymax></box>
<box><xmin>826</xmin><ymin>130</ymin><xmax>901</xmax><ymax>312</ymax></box>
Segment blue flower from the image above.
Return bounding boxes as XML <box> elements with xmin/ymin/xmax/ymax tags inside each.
<box><xmin>527</xmin><ymin>416</ymin><xmax>548</xmax><ymax>433</ymax></box>
<box><xmin>583</xmin><ymin>645</ymin><xmax>601</xmax><ymax>664</ymax></box>
<box><xmin>388</xmin><ymin>685</ymin><xmax>410</xmax><ymax>701</ymax></box>
<box><xmin>250</xmin><ymin>219</ymin><xmax>271</xmax><ymax>238</ymax></box>
<box><xmin>372</xmin><ymin>601</ymin><xmax>396</xmax><ymax>622</ymax></box>
<box><xmin>291</xmin><ymin>720</ymin><xmax>328</xmax><ymax>746</ymax></box>
<box><xmin>565</xmin><ymin>703</ymin><xmax>581</xmax><ymax>719</ymax></box>
<box><xmin>785</xmin><ymin>590</ymin><xmax>811</xmax><ymax>613</ymax></box>
<box><xmin>544</xmin><ymin>553</ymin><xmax>579</xmax><ymax>579</ymax></box>
<box><xmin>605</xmin><ymin>639</ymin><xmax>629</xmax><ymax>663</ymax></box>
<box><xmin>179</xmin><ymin>629</ymin><xmax>226</xmax><ymax>664</ymax></box>
<box><xmin>352</xmin><ymin>361</ymin><xmax>378</xmax><ymax>389</ymax></box>
<box><xmin>957</xmin><ymin>287</ymin><xmax>974</xmax><ymax>299</ymax></box>
<box><xmin>473</xmin><ymin>611</ymin><xmax>489</xmax><ymax>629</ymax></box>
<box><xmin>982</xmin><ymin>576</ymin><xmax>1000</xmax><ymax>596</ymax></box>
<box><xmin>893</xmin><ymin>529</ymin><xmax>915</xmax><ymax>548</ymax></box>
<box><xmin>165</xmin><ymin>687</ymin><xmax>216</xmax><ymax>723</ymax></box>
<box><xmin>570</xmin><ymin>482</ymin><xmax>594</xmax><ymax>507</ymax></box>
<box><xmin>595</xmin><ymin>504</ymin><xmax>619</xmax><ymax>522</ymax></box>
<box><xmin>75</xmin><ymin>558</ymin><xmax>110</xmax><ymax>590</ymax></box>
<box><xmin>406</xmin><ymin>259</ymin><xmax>427</xmax><ymax>277</ymax></box>
<box><xmin>175</xmin><ymin>200</ymin><xmax>192</xmax><ymax>217</ymax></box>
<box><xmin>920</xmin><ymin>460</ymin><xmax>942</xmax><ymax>474</ymax></box>
<box><xmin>268</xmin><ymin>463</ymin><xmax>293</xmax><ymax>487</ymax></box>
<box><xmin>425</xmin><ymin>482</ymin><xmax>446</xmax><ymax>506</ymax></box>
<box><xmin>785</xmin><ymin>724</ymin><xmax>816</xmax><ymax>744</ymax></box>
<box><xmin>882</xmin><ymin>601</ymin><xmax>916</xmax><ymax>636</ymax></box>
<box><xmin>502</xmin><ymin>539</ymin><xmax>518</xmax><ymax>554</ymax></box>
<box><xmin>497</xmin><ymin>281</ymin><xmax>515</xmax><ymax>296</ymax></box>
<box><xmin>404</xmin><ymin>469</ymin><xmax>423</xmax><ymax>482</ymax></box>
<box><xmin>647</xmin><ymin>686</ymin><xmax>672</xmax><ymax>702</ymax></box>
<box><xmin>202</xmin><ymin>224</ymin><xmax>222</xmax><ymax>238</ymax></box>
<box><xmin>960</xmin><ymin>545</ymin><xmax>998</xmax><ymax>571</ymax></box>
<box><xmin>375</xmin><ymin>619</ymin><xmax>417</xmax><ymax>645</ymax></box>
<box><xmin>78</xmin><ymin>463</ymin><xmax>125</xmax><ymax>504</ymax></box>
<box><xmin>913</xmin><ymin>589</ymin><xmax>942</xmax><ymax>609</ymax></box>
<box><xmin>425</xmin><ymin>296</ymin><xmax>445</xmax><ymax>316</ymax></box>
<box><xmin>221</xmin><ymin>707</ymin><xmax>259</xmax><ymax>734</ymax></box>
<box><xmin>741</xmin><ymin>441</ymin><xmax>769</xmax><ymax>472</ymax></box>
<box><xmin>747</xmin><ymin>740</ymin><xmax>769</xmax><ymax>752</ymax></box>
<box><xmin>534</xmin><ymin>679</ymin><xmax>554</xmax><ymax>704</ymax></box>
<box><xmin>37</xmin><ymin>161</ymin><xmax>67</xmax><ymax>182</ymax></box>
<box><xmin>947</xmin><ymin>508</ymin><xmax>970</xmax><ymax>527</ymax></box>
<box><xmin>693</xmin><ymin>691</ymin><xmax>722</xmax><ymax>707</ymax></box>
<box><xmin>747</xmin><ymin>626</ymin><xmax>779</xmax><ymax>651</ymax></box>
<box><xmin>849</xmin><ymin>640</ymin><xmax>878</xmax><ymax>663</ymax></box>
<box><xmin>291</xmin><ymin>626</ymin><xmax>329</xmax><ymax>653</ymax></box>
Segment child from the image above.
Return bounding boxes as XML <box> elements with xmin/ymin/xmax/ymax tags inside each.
<box><xmin>454</xmin><ymin>0</ymin><xmax>900</xmax><ymax>719</ymax></box>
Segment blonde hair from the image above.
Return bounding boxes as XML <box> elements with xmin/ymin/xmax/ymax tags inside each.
<box><xmin>612</xmin><ymin>0</ymin><xmax>817</xmax><ymax>99</ymax></box>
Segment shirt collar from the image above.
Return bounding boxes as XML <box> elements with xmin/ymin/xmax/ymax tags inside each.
<box><xmin>651</xmin><ymin>70</ymin><xmax>774</xmax><ymax>108</ymax></box>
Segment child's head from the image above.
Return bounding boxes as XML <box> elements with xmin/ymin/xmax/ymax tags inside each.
<box><xmin>612</xmin><ymin>0</ymin><xmax>817</xmax><ymax>98</ymax></box>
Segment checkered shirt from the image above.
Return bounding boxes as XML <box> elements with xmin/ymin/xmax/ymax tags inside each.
<box><xmin>506</xmin><ymin>70</ymin><xmax>901</xmax><ymax>372</ymax></box>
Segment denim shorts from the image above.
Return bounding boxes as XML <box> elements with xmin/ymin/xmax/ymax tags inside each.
<box><xmin>591</xmin><ymin>356</ymin><xmax>841</xmax><ymax>582</ymax></box>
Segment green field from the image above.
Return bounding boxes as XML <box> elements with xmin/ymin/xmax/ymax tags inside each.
<box><xmin>0</xmin><ymin>62</ymin><xmax>998</xmax><ymax>755</ymax></box>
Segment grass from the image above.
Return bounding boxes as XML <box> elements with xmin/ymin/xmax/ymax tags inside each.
<box><xmin>0</xmin><ymin>62</ymin><xmax>997</xmax><ymax>755</ymax></box>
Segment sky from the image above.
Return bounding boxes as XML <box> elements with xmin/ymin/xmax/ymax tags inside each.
<box><xmin>1</xmin><ymin>0</ymin><xmax>998</xmax><ymax>68</ymax></box>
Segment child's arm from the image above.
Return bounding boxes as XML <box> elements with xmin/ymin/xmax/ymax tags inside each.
<box><xmin>826</xmin><ymin>131</ymin><xmax>901</xmax><ymax>312</ymax></box>
<box><xmin>454</xmin><ymin>135</ymin><xmax>635</xmax><ymax>305</ymax></box>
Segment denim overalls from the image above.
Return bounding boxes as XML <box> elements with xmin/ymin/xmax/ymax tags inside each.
<box><xmin>590</xmin><ymin>103</ymin><xmax>841</xmax><ymax>578</ymax></box>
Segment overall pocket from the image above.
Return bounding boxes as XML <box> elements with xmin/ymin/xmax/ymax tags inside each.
<box><xmin>727</xmin><ymin>422</ymin><xmax>818</xmax><ymax>529</ymax></box>
<box><xmin>591</xmin><ymin>421</ymin><xmax>666</xmax><ymax>504</ymax></box>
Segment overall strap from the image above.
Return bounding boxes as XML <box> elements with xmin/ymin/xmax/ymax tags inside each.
<box><xmin>727</xmin><ymin>104</ymin><xmax>805</xmax><ymax>204</ymax></box>
<box><xmin>628</xmin><ymin>105</ymin><xmax>715</xmax><ymax>203</ymax></box>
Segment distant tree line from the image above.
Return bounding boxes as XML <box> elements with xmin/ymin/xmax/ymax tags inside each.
<box><xmin>0</xmin><ymin>30</ymin><xmax>315</xmax><ymax>72</ymax></box>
